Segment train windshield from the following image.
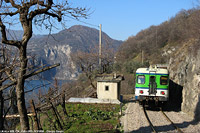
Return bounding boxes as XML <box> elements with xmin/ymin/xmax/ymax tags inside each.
<box><xmin>160</xmin><ymin>76</ymin><xmax>168</xmax><ymax>85</ymax></box>
<box><xmin>137</xmin><ymin>75</ymin><xmax>145</xmax><ymax>84</ymax></box>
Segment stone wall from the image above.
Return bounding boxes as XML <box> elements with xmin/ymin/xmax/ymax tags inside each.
<box><xmin>168</xmin><ymin>39</ymin><xmax>200</xmax><ymax>120</ymax></box>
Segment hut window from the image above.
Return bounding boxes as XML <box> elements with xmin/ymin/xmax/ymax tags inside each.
<box><xmin>105</xmin><ymin>86</ymin><xmax>109</xmax><ymax>91</ymax></box>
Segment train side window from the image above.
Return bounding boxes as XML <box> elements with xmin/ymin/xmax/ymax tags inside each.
<box><xmin>160</xmin><ymin>76</ymin><xmax>168</xmax><ymax>85</ymax></box>
<box><xmin>137</xmin><ymin>75</ymin><xmax>145</xmax><ymax>84</ymax></box>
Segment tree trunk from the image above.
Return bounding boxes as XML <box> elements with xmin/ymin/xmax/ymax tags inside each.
<box><xmin>0</xmin><ymin>90</ymin><xmax>4</xmax><ymax>130</ymax></box>
<box><xmin>0</xmin><ymin>65</ymin><xmax>4</xmax><ymax>129</ymax></box>
<box><xmin>61</xmin><ymin>93</ymin><xmax>68</xmax><ymax>117</ymax></box>
<box><xmin>16</xmin><ymin>45</ymin><xmax>29</xmax><ymax>130</ymax></box>
<box><xmin>49</xmin><ymin>99</ymin><xmax>63</xmax><ymax>130</ymax></box>
<box><xmin>30</xmin><ymin>100</ymin><xmax>41</xmax><ymax>130</ymax></box>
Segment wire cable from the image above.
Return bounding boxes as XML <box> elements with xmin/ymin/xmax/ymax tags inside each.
<box><xmin>66</xmin><ymin>15</ymin><xmax>99</xmax><ymax>28</ymax></box>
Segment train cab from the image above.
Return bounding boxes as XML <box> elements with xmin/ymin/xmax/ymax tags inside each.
<box><xmin>135</xmin><ymin>65</ymin><xmax>169</xmax><ymax>103</ymax></box>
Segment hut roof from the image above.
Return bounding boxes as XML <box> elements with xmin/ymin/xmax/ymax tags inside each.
<box><xmin>96</xmin><ymin>73</ymin><xmax>124</xmax><ymax>82</ymax></box>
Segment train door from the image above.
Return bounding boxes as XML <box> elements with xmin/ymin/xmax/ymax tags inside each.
<box><xmin>149</xmin><ymin>76</ymin><xmax>157</xmax><ymax>95</ymax></box>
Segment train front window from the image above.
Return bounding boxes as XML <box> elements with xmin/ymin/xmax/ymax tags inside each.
<box><xmin>137</xmin><ymin>75</ymin><xmax>145</xmax><ymax>84</ymax></box>
<box><xmin>160</xmin><ymin>76</ymin><xmax>168</xmax><ymax>85</ymax></box>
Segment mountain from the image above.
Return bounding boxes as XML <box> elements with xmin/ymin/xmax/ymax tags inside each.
<box><xmin>27</xmin><ymin>25</ymin><xmax>123</xmax><ymax>80</ymax></box>
<box><xmin>0</xmin><ymin>29</ymin><xmax>44</xmax><ymax>41</ymax></box>
<box><xmin>0</xmin><ymin>30</ymin><xmax>24</xmax><ymax>40</ymax></box>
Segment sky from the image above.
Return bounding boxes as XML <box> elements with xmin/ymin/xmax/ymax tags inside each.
<box><xmin>34</xmin><ymin>0</ymin><xmax>196</xmax><ymax>41</ymax></box>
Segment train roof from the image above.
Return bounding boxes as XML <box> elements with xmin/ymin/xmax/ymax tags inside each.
<box><xmin>136</xmin><ymin>67</ymin><xmax>169</xmax><ymax>75</ymax></box>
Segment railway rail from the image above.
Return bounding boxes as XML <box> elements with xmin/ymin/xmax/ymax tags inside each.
<box><xmin>142</xmin><ymin>104</ymin><xmax>183</xmax><ymax>133</ymax></box>
<box><xmin>142</xmin><ymin>104</ymin><xmax>157</xmax><ymax>132</ymax></box>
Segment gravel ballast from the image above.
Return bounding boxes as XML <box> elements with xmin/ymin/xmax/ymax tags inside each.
<box><xmin>120</xmin><ymin>102</ymin><xmax>200</xmax><ymax>132</ymax></box>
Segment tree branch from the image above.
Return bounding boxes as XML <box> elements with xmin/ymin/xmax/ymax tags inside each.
<box><xmin>24</xmin><ymin>63</ymin><xmax>60</xmax><ymax>79</ymax></box>
<box><xmin>45</xmin><ymin>12</ymin><xmax>62</xmax><ymax>22</ymax></box>
<box><xmin>6</xmin><ymin>0</ymin><xmax>20</xmax><ymax>9</ymax></box>
<box><xmin>0</xmin><ymin>17</ymin><xmax>20</xmax><ymax>47</ymax></box>
<box><xmin>29</xmin><ymin>0</ymin><xmax>53</xmax><ymax>21</ymax></box>
<box><xmin>0</xmin><ymin>63</ymin><xmax>60</xmax><ymax>91</ymax></box>
<box><xmin>0</xmin><ymin>10</ymin><xmax>19</xmax><ymax>16</ymax></box>
<box><xmin>5</xmin><ymin>69</ymin><xmax>16</xmax><ymax>82</ymax></box>
<box><xmin>0</xmin><ymin>81</ymin><xmax>16</xmax><ymax>91</ymax></box>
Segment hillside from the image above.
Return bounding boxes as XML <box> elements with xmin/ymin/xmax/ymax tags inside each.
<box><xmin>27</xmin><ymin>25</ymin><xmax>123</xmax><ymax>80</ymax></box>
<box><xmin>116</xmin><ymin>8</ymin><xmax>200</xmax><ymax>118</ymax></box>
<box><xmin>117</xmin><ymin>9</ymin><xmax>200</xmax><ymax>64</ymax></box>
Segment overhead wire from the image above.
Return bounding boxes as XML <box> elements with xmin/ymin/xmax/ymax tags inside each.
<box><xmin>66</xmin><ymin>15</ymin><xmax>99</xmax><ymax>28</ymax></box>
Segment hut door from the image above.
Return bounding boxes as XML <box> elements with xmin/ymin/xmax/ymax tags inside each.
<box><xmin>149</xmin><ymin>76</ymin><xmax>157</xmax><ymax>95</ymax></box>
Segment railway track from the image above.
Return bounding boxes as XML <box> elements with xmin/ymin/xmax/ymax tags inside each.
<box><xmin>142</xmin><ymin>104</ymin><xmax>157</xmax><ymax>133</ymax></box>
<box><xmin>142</xmin><ymin>105</ymin><xmax>183</xmax><ymax>133</ymax></box>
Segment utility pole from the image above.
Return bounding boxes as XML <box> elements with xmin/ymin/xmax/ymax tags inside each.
<box><xmin>141</xmin><ymin>50</ymin><xmax>144</xmax><ymax>65</ymax></box>
<box><xmin>99</xmin><ymin>24</ymin><xmax>102</xmax><ymax>71</ymax></box>
<box><xmin>156</xmin><ymin>28</ymin><xmax>158</xmax><ymax>47</ymax></box>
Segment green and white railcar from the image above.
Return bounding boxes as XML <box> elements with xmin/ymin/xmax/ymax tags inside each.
<box><xmin>135</xmin><ymin>66</ymin><xmax>169</xmax><ymax>102</ymax></box>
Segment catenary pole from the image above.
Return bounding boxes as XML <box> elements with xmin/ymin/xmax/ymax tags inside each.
<box><xmin>99</xmin><ymin>24</ymin><xmax>102</xmax><ymax>70</ymax></box>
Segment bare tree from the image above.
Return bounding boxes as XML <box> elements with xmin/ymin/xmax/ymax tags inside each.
<box><xmin>0</xmin><ymin>0</ymin><xmax>88</xmax><ymax>130</ymax></box>
<box><xmin>71</xmin><ymin>42</ymin><xmax>115</xmax><ymax>90</ymax></box>
<box><xmin>0</xmin><ymin>65</ymin><xmax>3</xmax><ymax>130</ymax></box>
<box><xmin>0</xmin><ymin>44</ymin><xmax>18</xmax><ymax>130</ymax></box>
<box><xmin>71</xmin><ymin>49</ymin><xmax>98</xmax><ymax>90</ymax></box>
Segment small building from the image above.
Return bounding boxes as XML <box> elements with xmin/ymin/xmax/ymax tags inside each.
<box><xmin>96</xmin><ymin>74</ymin><xmax>124</xmax><ymax>100</ymax></box>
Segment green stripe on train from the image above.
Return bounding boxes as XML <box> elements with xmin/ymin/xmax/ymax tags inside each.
<box><xmin>135</xmin><ymin>74</ymin><xmax>169</xmax><ymax>89</ymax></box>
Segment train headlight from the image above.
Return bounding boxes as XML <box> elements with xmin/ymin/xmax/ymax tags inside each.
<box><xmin>161</xmin><ymin>91</ymin><xmax>165</xmax><ymax>95</ymax></box>
<box><xmin>140</xmin><ymin>90</ymin><xmax>144</xmax><ymax>94</ymax></box>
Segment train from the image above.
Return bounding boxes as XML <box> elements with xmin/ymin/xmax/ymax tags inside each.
<box><xmin>135</xmin><ymin>65</ymin><xmax>169</xmax><ymax>105</ymax></box>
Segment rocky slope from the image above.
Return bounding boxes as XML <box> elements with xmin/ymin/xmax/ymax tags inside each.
<box><xmin>168</xmin><ymin>39</ymin><xmax>200</xmax><ymax>120</ymax></box>
<box><xmin>27</xmin><ymin>25</ymin><xmax>123</xmax><ymax>80</ymax></box>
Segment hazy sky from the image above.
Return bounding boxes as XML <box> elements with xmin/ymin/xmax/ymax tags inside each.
<box><xmin>33</xmin><ymin>0</ymin><xmax>196</xmax><ymax>41</ymax></box>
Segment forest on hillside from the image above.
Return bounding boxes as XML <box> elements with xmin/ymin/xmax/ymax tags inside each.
<box><xmin>116</xmin><ymin>8</ymin><xmax>200</xmax><ymax>65</ymax></box>
<box><xmin>112</xmin><ymin>8</ymin><xmax>200</xmax><ymax>94</ymax></box>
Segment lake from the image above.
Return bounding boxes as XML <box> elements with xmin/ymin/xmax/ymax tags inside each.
<box><xmin>24</xmin><ymin>79</ymin><xmax>69</xmax><ymax>100</ymax></box>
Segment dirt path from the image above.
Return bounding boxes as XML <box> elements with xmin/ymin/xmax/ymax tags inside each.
<box><xmin>121</xmin><ymin>102</ymin><xmax>200</xmax><ymax>132</ymax></box>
